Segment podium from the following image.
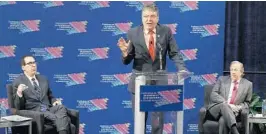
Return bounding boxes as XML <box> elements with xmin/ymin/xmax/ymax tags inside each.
<box><xmin>134</xmin><ymin>71</ymin><xmax>191</xmax><ymax>134</ymax></box>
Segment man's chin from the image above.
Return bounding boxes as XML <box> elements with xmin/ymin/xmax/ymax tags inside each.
<box><xmin>231</xmin><ymin>76</ymin><xmax>236</xmax><ymax>80</ymax></box>
<box><xmin>144</xmin><ymin>25</ymin><xmax>155</xmax><ymax>30</ymax></box>
<box><xmin>32</xmin><ymin>72</ymin><xmax>37</xmax><ymax>75</ymax></box>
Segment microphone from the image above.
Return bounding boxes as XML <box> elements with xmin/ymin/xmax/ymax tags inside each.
<box><xmin>157</xmin><ymin>42</ymin><xmax>163</xmax><ymax>71</ymax></box>
<box><xmin>157</xmin><ymin>42</ymin><xmax>162</xmax><ymax>51</ymax></box>
<box><xmin>156</xmin><ymin>35</ymin><xmax>163</xmax><ymax>71</ymax></box>
<box><xmin>156</xmin><ymin>35</ymin><xmax>162</xmax><ymax>50</ymax></box>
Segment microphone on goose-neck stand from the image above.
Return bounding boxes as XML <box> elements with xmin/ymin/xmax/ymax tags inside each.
<box><xmin>157</xmin><ymin>43</ymin><xmax>163</xmax><ymax>71</ymax></box>
<box><xmin>156</xmin><ymin>35</ymin><xmax>163</xmax><ymax>72</ymax></box>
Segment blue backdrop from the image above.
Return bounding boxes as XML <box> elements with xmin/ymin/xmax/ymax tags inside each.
<box><xmin>0</xmin><ymin>1</ymin><xmax>225</xmax><ymax>134</ymax></box>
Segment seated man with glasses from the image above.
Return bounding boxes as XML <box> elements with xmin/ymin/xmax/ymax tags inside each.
<box><xmin>12</xmin><ymin>55</ymin><xmax>71</xmax><ymax>134</ymax></box>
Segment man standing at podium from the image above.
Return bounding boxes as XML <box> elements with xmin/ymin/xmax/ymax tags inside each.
<box><xmin>117</xmin><ymin>3</ymin><xmax>187</xmax><ymax>134</ymax></box>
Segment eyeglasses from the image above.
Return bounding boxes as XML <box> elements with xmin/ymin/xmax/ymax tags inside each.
<box><xmin>25</xmin><ymin>61</ymin><xmax>37</xmax><ymax>66</ymax></box>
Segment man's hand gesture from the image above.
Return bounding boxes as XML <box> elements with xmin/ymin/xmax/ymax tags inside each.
<box><xmin>117</xmin><ymin>37</ymin><xmax>131</xmax><ymax>57</ymax></box>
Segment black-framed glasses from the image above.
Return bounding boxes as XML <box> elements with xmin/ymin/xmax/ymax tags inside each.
<box><xmin>25</xmin><ymin>61</ymin><xmax>37</xmax><ymax>66</ymax></box>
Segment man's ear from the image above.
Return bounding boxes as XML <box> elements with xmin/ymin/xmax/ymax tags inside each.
<box><xmin>21</xmin><ymin>66</ymin><xmax>25</xmax><ymax>71</ymax></box>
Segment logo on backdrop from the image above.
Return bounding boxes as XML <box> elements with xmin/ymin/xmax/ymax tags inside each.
<box><xmin>0</xmin><ymin>1</ymin><xmax>16</xmax><ymax>6</ymax></box>
<box><xmin>163</xmin><ymin>123</ymin><xmax>173</xmax><ymax>134</ymax></box>
<box><xmin>125</xmin><ymin>1</ymin><xmax>154</xmax><ymax>11</ymax></box>
<box><xmin>146</xmin><ymin>125</ymin><xmax>152</xmax><ymax>133</ymax></box>
<box><xmin>184</xmin><ymin>98</ymin><xmax>196</xmax><ymax>110</ymax></box>
<box><xmin>30</xmin><ymin>46</ymin><xmax>63</xmax><ymax>60</ymax></box>
<box><xmin>79</xmin><ymin>123</ymin><xmax>86</xmax><ymax>134</ymax></box>
<box><xmin>55</xmin><ymin>21</ymin><xmax>88</xmax><ymax>35</ymax></box>
<box><xmin>8</xmin><ymin>20</ymin><xmax>40</xmax><ymax>33</ymax></box>
<box><xmin>187</xmin><ymin>123</ymin><xmax>199</xmax><ymax>132</ymax></box>
<box><xmin>146</xmin><ymin>123</ymin><xmax>173</xmax><ymax>134</ymax></box>
<box><xmin>143</xmin><ymin>89</ymin><xmax>182</xmax><ymax>107</ymax></box>
<box><xmin>78</xmin><ymin>47</ymin><xmax>109</xmax><ymax>61</ymax></box>
<box><xmin>34</xmin><ymin>1</ymin><xmax>64</xmax><ymax>8</ymax></box>
<box><xmin>0</xmin><ymin>98</ymin><xmax>9</xmax><ymax>117</ymax></box>
<box><xmin>190</xmin><ymin>73</ymin><xmax>218</xmax><ymax>86</ymax></box>
<box><xmin>191</xmin><ymin>24</ymin><xmax>220</xmax><ymax>37</ymax></box>
<box><xmin>77</xmin><ymin>98</ymin><xmax>108</xmax><ymax>112</ymax></box>
<box><xmin>7</xmin><ymin>73</ymin><xmax>22</xmax><ymax>82</ymax></box>
<box><xmin>169</xmin><ymin>1</ymin><xmax>199</xmax><ymax>12</ymax></box>
<box><xmin>0</xmin><ymin>45</ymin><xmax>16</xmax><ymax>58</ymax></box>
<box><xmin>122</xmin><ymin>100</ymin><xmax>132</xmax><ymax>109</ymax></box>
<box><xmin>164</xmin><ymin>23</ymin><xmax>178</xmax><ymax>34</ymax></box>
<box><xmin>100</xmin><ymin>73</ymin><xmax>131</xmax><ymax>87</ymax></box>
<box><xmin>79</xmin><ymin>1</ymin><xmax>110</xmax><ymax>10</ymax></box>
<box><xmin>99</xmin><ymin>123</ymin><xmax>130</xmax><ymax>134</ymax></box>
<box><xmin>54</xmin><ymin>72</ymin><xmax>86</xmax><ymax>86</ymax></box>
<box><xmin>101</xmin><ymin>22</ymin><xmax>133</xmax><ymax>36</ymax></box>
<box><xmin>181</xmin><ymin>49</ymin><xmax>198</xmax><ymax>61</ymax></box>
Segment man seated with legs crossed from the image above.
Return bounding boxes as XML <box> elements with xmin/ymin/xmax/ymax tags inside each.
<box><xmin>206</xmin><ymin>61</ymin><xmax>252</xmax><ymax>134</ymax></box>
<box><xmin>12</xmin><ymin>55</ymin><xmax>71</xmax><ymax>134</ymax></box>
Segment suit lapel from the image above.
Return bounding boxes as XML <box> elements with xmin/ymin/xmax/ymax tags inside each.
<box><xmin>36</xmin><ymin>75</ymin><xmax>45</xmax><ymax>99</ymax></box>
<box><xmin>235</xmin><ymin>79</ymin><xmax>245</xmax><ymax>103</ymax></box>
<box><xmin>22</xmin><ymin>75</ymin><xmax>38</xmax><ymax>100</ymax></box>
<box><xmin>22</xmin><ymin>75</ymin><xmax>34</xmax><ymax>91</ymax></box>
<box><xmin>139</xmin><ymin>26</ymin><xmax>149</xmax><ymax>53</ymax></box>
<box><xmin>154</xmin><ymin>25</ymin><xmax>160</xmax><ymax>61</ymax></box>
<box><xmin>225</xmin><ymin>77</ymin><xmax>231</xmax><ymax>100</ymax></box>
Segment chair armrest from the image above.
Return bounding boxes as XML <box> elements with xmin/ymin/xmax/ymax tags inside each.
<box><xmin>17</xmin><ymin>110</ymin><xmax>45</xmax><ymax>134</ymax></box>
<box><xmin>67</xmin><ymin>108</ymin><xmax>79</xmax><ymax>134</ymax></box>
<box><xmin>199</xmin><ymin>107</ymin><xmax>207</xmax><ymax>133</ymax></box>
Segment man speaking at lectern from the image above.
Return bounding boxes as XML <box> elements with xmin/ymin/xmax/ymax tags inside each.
<box><xmin>117</xmin><ymin>3</ymin><xmax>187</xmax><ymax>134</ymax></box>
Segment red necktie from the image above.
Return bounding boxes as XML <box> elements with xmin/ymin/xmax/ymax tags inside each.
<box><xmin>148</xmin><ymin>30</ymin><xmax>155</xmax><ymax>61</ymax></box>
<box><xmin>230</xmin><ymin>81</ymin><xmax>238</xmax><ymax>104</ymax></box>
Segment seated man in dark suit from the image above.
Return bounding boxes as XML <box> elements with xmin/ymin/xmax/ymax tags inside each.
<box><xmin>206</xmin><ymin>61</ymin><xmax>252</xmax><ymax>134</ymax></box>
<box><xmin>12</xmin><ymin>55</ymin><xmax>71</xmax><ymax>134</ymax></box>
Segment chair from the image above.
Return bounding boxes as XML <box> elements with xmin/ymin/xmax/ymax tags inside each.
<box><xmin>6</xmin><ymin>84</ymin><xmax>80</xmax><ymax>134</ymax></box>
<box><xmin>198</xmin><ymin>85</ymin><xmax>249</xmax><ymax>134</ymax></box>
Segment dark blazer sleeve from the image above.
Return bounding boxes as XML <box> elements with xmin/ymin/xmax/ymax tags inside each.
<box><xmin>122</xmin><ymin>29</ymin><xmax>135</xmax><ymax>65</ymax></box>
<box><xmin>12</xmin><ymin>78</ymin><xmax>25</xmax><ymax>110</ymax></box>
<box><xmin>239</xmin><ymin>82</ymin><xmax>253</xmax><ymax>109</ymax></box>
<box><xmin>210</xmin><ymin>76</ymin><xmax>226</xmax><ymax>103</ymax></box>
<box><xmin>166</xmin><ymin>27</ymin><xmax>186</xmax><ymax>71</ymax></box>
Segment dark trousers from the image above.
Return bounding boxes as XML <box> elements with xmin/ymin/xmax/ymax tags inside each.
<box><xmin>131</xmin><ymin>93</ymin><xmax>164</xmax><ymax>134</ymax></box>
<box><xmin>206</xmin><ymin>103</ymin><xmax>236</xmax><ymax>134</ymax></box>
<box><xmin>44</xmin><ymin>105</ymin><xmax>70</xmax><ymax>132</ymax></box>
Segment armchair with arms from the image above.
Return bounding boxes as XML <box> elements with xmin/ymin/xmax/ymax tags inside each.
<box><xmin>6</xmin><ymin>84</ymin><xmax>80</xmax><ymax>134</ymax></box>
<box><xmin>198</xmin><ymin>85</ymin><xmax>249</xmax><ymax>134</ymax></box>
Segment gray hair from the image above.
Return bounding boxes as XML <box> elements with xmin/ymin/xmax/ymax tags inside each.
<box><xmin>230</xmin><ymin>61</ymin><xmax>244</xmax><ymax>76</ymax></box>
<box><xmin>142</xmin><ymin>3</ymin><xmax>159</xmax><ymax>17</ymax></box>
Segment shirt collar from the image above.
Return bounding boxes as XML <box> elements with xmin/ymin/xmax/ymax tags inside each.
<box><xmin>144</xmin><ymin>28</ymin><xmax>156</xmax><ymax>35</ymax></box>
<box><xmin>231</xmin><ymin>78</ymin><xmax>241</xmax><ymax>84</ymax></box>
<box><xmin>24</xmin><ymin>73</ymin><xmax>37</xmax><ymax>81</ymax></box>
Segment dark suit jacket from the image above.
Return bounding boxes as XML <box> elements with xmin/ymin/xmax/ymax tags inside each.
<box><xmin>12</xmin><ymin>74</ymin><xmax>56</xmax><ymax>111</ymax></box>
<box><xmin>208</xmin><ymin>76</ymin><xmax>253</xmax><ymax>111</ymax></box>
<box><xmin>122</xmin><ymin>24</ymin><xmax>186</xmax><ymax>93</ymax></box>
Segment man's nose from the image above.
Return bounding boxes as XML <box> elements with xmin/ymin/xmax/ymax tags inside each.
<box><xmin>147</xmin><ymin>16</ymin><xmax>152</xmax><ymax>21</ymax></box>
